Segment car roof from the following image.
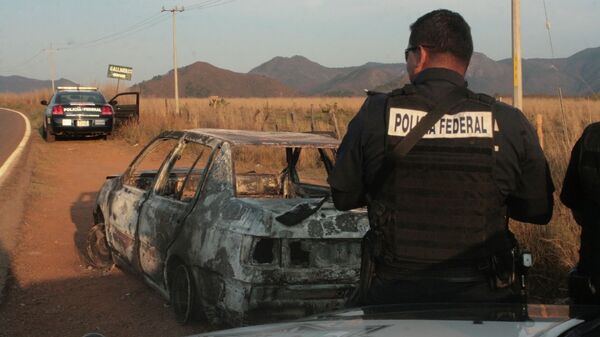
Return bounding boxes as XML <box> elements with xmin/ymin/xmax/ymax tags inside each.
<box><xmin>184</xmin><ymin>128</ymin><xmax>340</xmax><ymax>148</ymax></box>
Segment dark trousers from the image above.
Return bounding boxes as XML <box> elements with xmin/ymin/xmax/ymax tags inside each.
<box><xmin>362</xmin><ymin>275</ymin><xmax>522</xmax><ymax>305</ymax></box>
<box><xmin>569</xmin><ymin>268</ymin><xmax>600</xmax><ymax>305</ymax></box>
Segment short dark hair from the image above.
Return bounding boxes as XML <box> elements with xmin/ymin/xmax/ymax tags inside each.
<box><xmin>409</xmin><ymin>9</ymin><xmax>473</xmax><ymax>66</ymax></box>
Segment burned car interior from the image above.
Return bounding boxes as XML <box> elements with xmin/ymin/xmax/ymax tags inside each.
<box><xmin>122</xmin><ymin>135</ymin><xmax>335</xmax><ymax>202</ymax></box>
<box><xmin>233</xmin><ymin>146</ymin><xmax>335</xmax><ymax>199</ymax></box>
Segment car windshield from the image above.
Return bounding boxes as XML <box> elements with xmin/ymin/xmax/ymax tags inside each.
<box><xmin>55</xmin><ymin>92</ymin><xmax>105</xmax><ymax>105</ymax></box>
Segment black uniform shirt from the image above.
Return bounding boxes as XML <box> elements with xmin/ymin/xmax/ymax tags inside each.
<box><xmin>561</xmin><ymin>126</ymin><xmax>600</xmax><ymax>274</ymax></box>
<box><xmin>329</xmin><ymin>68</ymin><xmax>554</xmax><ymax>224</ymax></box>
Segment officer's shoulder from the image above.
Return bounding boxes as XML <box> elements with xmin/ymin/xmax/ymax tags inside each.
<box><xmin>470</xmin><ymin>92</ymin><xmax>496</xmax><ymax>106</ymax></box>
<box><xmin>582</xmin><ymin>121</ymin><xmax>600</xmax><ymax>135</ymax></box>
<box><xmin>486</xmin><ymin>98</ymin><xmax>524</xmax><ymax>118</ymax></box>
<box><xmin>364</xmin><ymin>89</ymin><xmax>389</xmax><ymax>97</ymax></box>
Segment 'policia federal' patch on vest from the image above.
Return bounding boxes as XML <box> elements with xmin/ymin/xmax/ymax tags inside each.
<box><xmin>387</xmin><ymin>108</ymin><xmax>493</xmax><ymax>139</ymax></box>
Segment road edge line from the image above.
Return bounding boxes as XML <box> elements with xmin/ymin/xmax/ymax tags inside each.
<box><xmin>0</xmin><ymin>108</ymin><xmax>32</xmax><ymax>188</ymax></box>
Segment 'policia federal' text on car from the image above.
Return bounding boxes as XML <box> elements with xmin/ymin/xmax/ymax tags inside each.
<box><xmin>85</xmin><ymin>129</ymin><xmax>369</xmax><ymax>325</ymax></box>
<box><xmin>40</xmin><ymin>86</ymin><xmax>139</xmax><ymax>142</ymax></box>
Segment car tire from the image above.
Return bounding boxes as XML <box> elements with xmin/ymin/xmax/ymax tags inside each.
<box><xmin>103</xmin><ymin>133</ymin><xmax>113</xmax><ymax>141</ymax></box>
<box><xmin>85</xmin><ymin>224</ymin><xmax>113</xmax><ymax>269</ymax></box>
<box><xmin>43</xmin><ymin>127</ymin><xmax>56</xmax><ymax>142</ymax></box>
<box><xmin>170</xmin><ymin>263</ymin><xmax>195</xmax><ymax>324</ymax></box>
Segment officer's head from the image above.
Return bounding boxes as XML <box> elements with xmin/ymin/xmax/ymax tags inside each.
<box><xmin>406</xmin><ymin>9</ymin><xmax>473</xmax><ymax>81</ymax></box>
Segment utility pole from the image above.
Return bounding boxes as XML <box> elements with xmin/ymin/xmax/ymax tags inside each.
<box><xmin>512</xmin><ymin>0</ymin><xmax>523</xmax><ymax>110</ymax></box>
<box><xmin>43</xmin><ymin>45</ymin><xmax>58</xmax><ymax>92</ymax></box>
<box><xmin>162</xmin><ymin>5</ymin><xmax>184</xmax><ymax>115</ymax></box>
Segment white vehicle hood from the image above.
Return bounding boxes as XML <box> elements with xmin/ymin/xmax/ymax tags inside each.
<box><xmin>186</xmin><ymin>303</ymin><xmax>600</xmax><ymax>337</ymax></box>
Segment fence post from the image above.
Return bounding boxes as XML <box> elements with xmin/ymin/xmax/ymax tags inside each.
<box><xmin>536</xmin><ymin>114</ymin><xmax>544</xmax><ymax>150</ymax></box>
<box><xmin>310</xmin><ymin>104</ymin><xmax>315</xmax><ymax>132</ymax></box>
<box><xmin>329</xmin><ymin>105</ymin><xmax>341</xmax><ymax>139</ymax></box>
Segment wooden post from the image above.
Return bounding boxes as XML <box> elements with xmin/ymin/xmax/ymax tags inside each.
<box><xmin>512</xmin><ymin>0</ymin><xmax>523</xmax><ymax>110</ymax></box>
<box><xmin>310</xmin><ymin>104</ymin><xmax>315</xmax><ymax>132</ymax></box>
<box><xmin>329</xmin><ymin>106</ymin><xmax>341</xmax><ymax>139</ymax></box>
<box><xmin>536</xmin><ymin>114</ymin><xmax>544</xmax><ymax>150</ymax></box>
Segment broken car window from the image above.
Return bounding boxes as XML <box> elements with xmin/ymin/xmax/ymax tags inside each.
<box><xmin>123</xmin><ymin>138</ymin><xmax>179</xmax><ymax>190</ymax></box>
<box><xmin>156</xmin><ymin>141</ymin><xmax>212</xmax><ymax>202</ymax></box>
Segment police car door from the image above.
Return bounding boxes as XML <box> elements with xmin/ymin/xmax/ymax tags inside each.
<box><xmin>109</xmin><ymin>92</ymin><xmax>139</xmax><ymax>124</ymax></box>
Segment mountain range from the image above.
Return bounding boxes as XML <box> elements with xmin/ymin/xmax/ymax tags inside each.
<box><xmin>0</xmin><ymin>76</ymin><xmax>77</xmax><ymax>93</ymax></box>
<box><xmin>3</xmin><ymin>47</ymin><xmax>600</xmax><ymax>97</ymax></box>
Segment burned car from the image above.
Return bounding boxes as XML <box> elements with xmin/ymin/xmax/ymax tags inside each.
<box><xmin>86</xmin><ymin>128</ymin><xmax>369</xmax><ymax>325</ymax></box>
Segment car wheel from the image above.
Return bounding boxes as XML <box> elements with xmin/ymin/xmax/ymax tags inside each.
<box><xmin>44</xmin><ymin>127</ymin><xmax>56</xmax><ymax>142</ymax></box>
<box><xmin>170</xmin><ymin>263</ymin><xmax>195</xmax><ymax>324</ymax></box>
<box><xmin>85</xmin><ymin>224</ymin><xmax>113</xmax><ymax>269</ymax></box>
<box><xmin>103</xmin><ymin>134</ymin><xmax>113</xmax><ymax>141</ymax></box>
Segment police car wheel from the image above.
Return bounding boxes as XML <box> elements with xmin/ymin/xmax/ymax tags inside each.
<box><xmin>43</xmin><ymin>127</ymin><xmax>55</xmax><ymax>142</ymax></box>
<box><xmin>170</xmin><ymin>263</ymin><xmax>196</xmax><ymax>324</ymax></box>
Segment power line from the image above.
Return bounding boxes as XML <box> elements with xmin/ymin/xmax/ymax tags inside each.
<box><xmin>1</xmin><ymin>1</ymin><xmax>236</xmax><ymax>77</ymax></box>
<box><xmin>185</xmin><ymin>0</ymin><xmax>236</xmax><ymax>11</ymax></box>
<box><xmin>0</xmin><ymin>49</ymin><xmax>44</xmax><ymax>72</ymax></box>
<box><xmin>542</xmin><ymin>0</ymin><xmax>571</xmax><ymax>145</ymax></box>
<box><xmin>57</xmin><ymin>13</ymin><xmax>169</xmax><ymax>50</ymax></box>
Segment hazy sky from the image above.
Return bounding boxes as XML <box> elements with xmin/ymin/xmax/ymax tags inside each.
<box><xmin>1</xmin><ymin>0</ymin><xmax>599</xmax><ymax>85</ymax></box>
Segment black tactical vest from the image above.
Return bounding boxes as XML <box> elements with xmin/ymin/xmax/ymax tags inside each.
<box><xmin>578</xmin><ymin>122</ymin><xmax>600</xmax><ymax>205</ymax></box>
<box><xmin>371</xmin><ymin>85</ymin><xmax>513</xmax><ymax>276</ymax></box>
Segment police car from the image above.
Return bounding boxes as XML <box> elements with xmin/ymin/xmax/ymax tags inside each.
<box><xmin>40</xmin><ymin>87</ymin><xmax>139</xmax><ymax>142</ymax></box>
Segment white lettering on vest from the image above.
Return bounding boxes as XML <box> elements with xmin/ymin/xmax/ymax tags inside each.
<box><xmin>388</xmin><ymin>108</ymin><xmax>493</xmax><ymax>138</ymax></box>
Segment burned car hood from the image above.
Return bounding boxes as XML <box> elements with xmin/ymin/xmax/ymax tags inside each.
<box><xmin>187</xmin><ymin>303</ymin><xmax>600</xmax><ymax>337</ymax></box>
<box><xmin>235</xmin><ymin>198</ymin><xmax>369</xmax><ymax>239</ymax></box>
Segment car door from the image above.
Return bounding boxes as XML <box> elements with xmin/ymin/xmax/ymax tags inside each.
<box><xmin>109</xmin><ymin>92</ymin><xmax>139</xmax><ymax>123</ymax></box>
<box><xmin>106</xmin><ymin>136</ymin><xmax>180</xmax><ymax>267</ymax></box>
<box><xmin>137</xmin><ymin>138</ymin><xmax>214</xmax><ymax>285</ymax></box>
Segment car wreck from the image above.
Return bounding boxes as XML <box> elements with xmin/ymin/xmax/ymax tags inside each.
<box><xmin>86</xmin><ymin>128</ymin><xmax>369</xmax><ymax>325</ymax></box>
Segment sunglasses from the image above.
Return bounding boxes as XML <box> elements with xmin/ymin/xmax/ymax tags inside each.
<box><xmin>404</xmin><ymin>45</ymin><xmax>435</xmax><ymax>61</ymax></box>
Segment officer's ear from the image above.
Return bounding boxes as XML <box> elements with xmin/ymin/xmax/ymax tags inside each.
<box><xmin>414</xmin><ymin>45</ymin><xmax>430</xmax><ymax>74</ymax></box>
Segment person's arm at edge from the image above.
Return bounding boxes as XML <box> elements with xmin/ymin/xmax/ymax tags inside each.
<box><xmin>506</xmin><ymin>110</ymin><xmax>555</xmax><ymax>224</ymax></box>
<box><xmin>328</xmin><ymin>99</ymin><xmax>370</xmax><ymax>211</ymax></box>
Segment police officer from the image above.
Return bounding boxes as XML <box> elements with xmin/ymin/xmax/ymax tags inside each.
<box><xmin>561</xmin><ymin>123</ymin><xmax>600</xmax><ymax>305</ymax></box>
<box><xmin>329</xmin><ymin>9</ymin><xmax>554</xmax><ymax>305</ymax></box>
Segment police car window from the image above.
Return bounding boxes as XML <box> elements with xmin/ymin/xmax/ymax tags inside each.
<box><xmin>156</xmin><ymin>142</ymin><xmax>212</xmax><ymax>202</ymax></box>
<box><xmin>124</xmin><ymin>138</ymin><xmax>179</xmax><ymax>191</ymax></box>
<box><xmin>57</xmin><ymin>92</ymin><xmax>105</xmax><ymax>104</ymax></box>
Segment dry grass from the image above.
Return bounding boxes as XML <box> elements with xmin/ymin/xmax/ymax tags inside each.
<box><xmin>3</xmin><ymin>91</ymin><xmax>599</xmax><ymax>303</ymax></box>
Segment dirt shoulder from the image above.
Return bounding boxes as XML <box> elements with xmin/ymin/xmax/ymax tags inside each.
<box><xmin>0</xmin><ymin>136</ymin><xmax>32</xmax><ymax>306</ymax></box>
<box><xmin>0</xmin><ymin>135</ymin><xmax>213</xmax><ymax>337</ymax></box>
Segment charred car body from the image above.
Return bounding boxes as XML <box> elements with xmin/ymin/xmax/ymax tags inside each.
<box><xmin>86</xmin><ymin>129</ymin><xmax>369</xmax><ymax>325</ymax></box>
<box><xmin>41</xmin><ymin>86</ymin><xmax>139</xmax><ymax>141</ymax></box>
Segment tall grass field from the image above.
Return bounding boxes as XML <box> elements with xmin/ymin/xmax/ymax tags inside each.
<box><xmin>3</xmin><ymin>88</ymin><xmax>599</xmax><ymax>302</ymax></box>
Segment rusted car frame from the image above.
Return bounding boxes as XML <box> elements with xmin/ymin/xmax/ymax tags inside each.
<box><xmin>86</xmin><ymin>128</ymin><xmax>368</xmax><ymax>325</ymax></box>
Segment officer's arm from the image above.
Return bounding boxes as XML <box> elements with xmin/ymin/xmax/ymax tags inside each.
<box><xmin>506</xmin><ymin>112</ymin><xmax>555</xmax><ymax>224</ymax></box>
<box><xmin>331</xmin><ymin>187</ymin><xmax>367</xmax><ymax>211</ymax></box>
<box><xmin>328</xmin><ymin>100</ymin><xmax>369</xmax><ymax>211</ymax></box>
<box><xmin>560</xmin><ymin>136</ymin><xmax>584</xmax><ymax>211</ymax></box>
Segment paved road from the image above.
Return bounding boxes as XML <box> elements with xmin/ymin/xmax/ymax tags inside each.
<box><xmin>0</xmin><ymin>108</ymin><xmax>27</xmax><ymax>172</ymax></box>
<box><xmin>0</xmin><ymin>107</ymin><xmax>30</xmax><ymax>307</ymax></box>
